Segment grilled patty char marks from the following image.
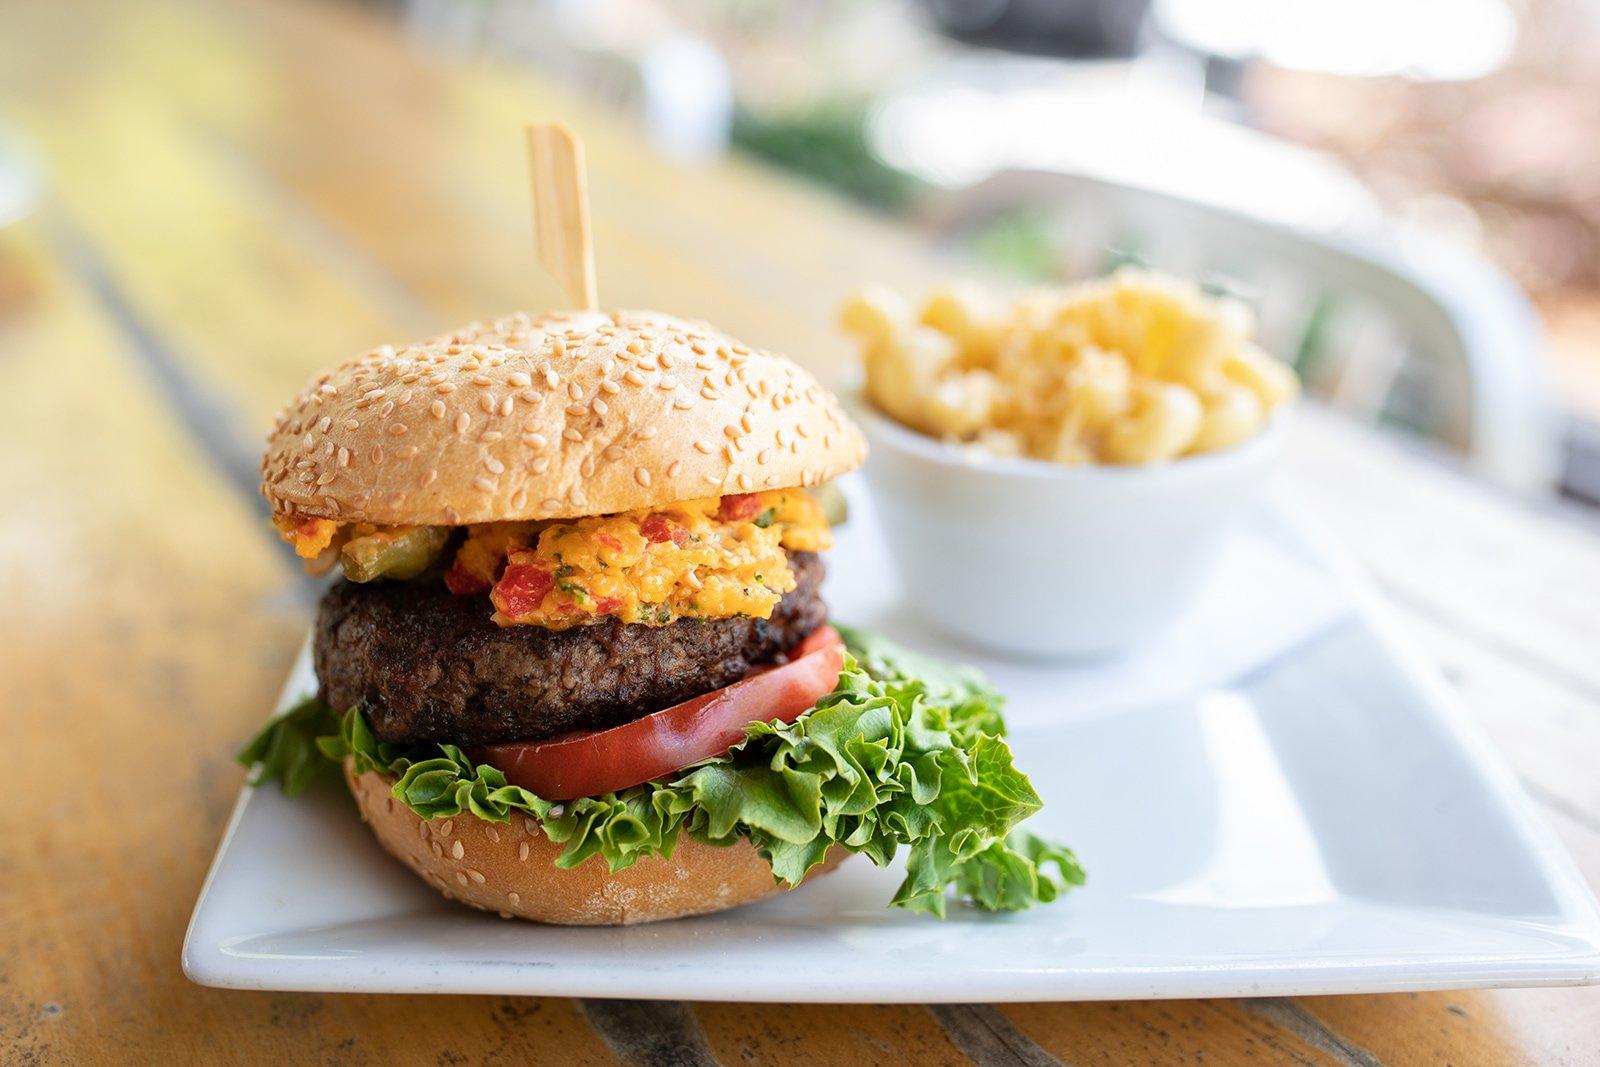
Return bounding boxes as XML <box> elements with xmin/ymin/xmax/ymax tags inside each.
<box><xmin>314</xmin><ymin>552</ymin><xmax>826</xmax><ymax>746</ymax></box>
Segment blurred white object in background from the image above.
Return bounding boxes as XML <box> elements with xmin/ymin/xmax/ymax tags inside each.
<box><xmin>853</xmin><ymin>396</ymin><xmax>1285</xmax><ymax>658</ymax></box>
<box><xmin>866</xmin><ymin>52</ymin><xmax>1380</xmax><ymax>230</ymax></box>
<box><xmin>638</xmin><ymin>33</ymin><xmax>733</xmax><ymax>161</ymax></box>
<box><xmin>405</xmin><ymin>0</ymin><xmax>731</xmax><ymax>160</ymax></box>
<box><xmin>1154</xmin><ymin>0</ymin><xmax>1516</xmax><ymax>82</ymax></box>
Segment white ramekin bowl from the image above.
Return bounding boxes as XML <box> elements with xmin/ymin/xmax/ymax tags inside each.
<box><xmin>851</xmin><ymin>396</ymin><xmax>1285</xmax><ymax>659</ymax></box>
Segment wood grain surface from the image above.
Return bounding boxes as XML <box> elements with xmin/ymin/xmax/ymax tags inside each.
<box><xmin>2</xmin><ymin>0</ymin><xmax>1598</xmax><ymax>1063</ymax></box>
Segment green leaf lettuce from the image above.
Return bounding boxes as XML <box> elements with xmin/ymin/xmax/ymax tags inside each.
<box><xmin>241</xmin><ymin>626</ymin><xmax>1084</xmax><ymax>916</ymax></box>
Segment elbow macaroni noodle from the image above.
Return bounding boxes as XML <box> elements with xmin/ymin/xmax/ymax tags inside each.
<box><xmin>840</xmin><ymin>270</ymin><xmax>1299</xmax><ymax>465</ymax></box>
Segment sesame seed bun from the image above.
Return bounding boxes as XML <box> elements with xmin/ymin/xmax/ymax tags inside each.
<box><xmin>262</xmin><ymin>309</ymin><xmax>865</xmax><ymax>525</ymax></box>
<box><xmin>346</xmin><ymin>764</ymin><xmax>847</xmax><ymax>924</ymax></box>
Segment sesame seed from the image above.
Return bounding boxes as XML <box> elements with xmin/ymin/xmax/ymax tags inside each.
<box><xmin>634</xmin><ymin>467</ymin><xmax>651</xmax><ymax>487</ymax></box>
<box><xmin>600</xmin><ymin>379</ymin><xmax>620</xmax><ymax>395</ymax></box>
<box><xmin>436</xmin><ymin>382</ymin><xmax>457</xmax><ymax>394</ymax></box>
<box><xmin>603</xmin><ymin>445</ymin><xmax>624</xmax><ymax>461</ymax></box>
<box><xmin>370</xmin><ymin>445</ymin><xmax>384</xmax><ymax>464</ymax></box>
<box><xmin>451</xmin><ymin>840</ymin><xmax>465</xmax><ymax>859</ymax></box>
<box><xmin>479</xmin><ymin>393</ymin><xmax>496</xmax><ymax>415</ymax></box>
<box><xmin>315</xmin><ymin>471</ymin><xmax>335</xmax><ymax>485</ymax></box>
<box><xmin>337</xmin><ymin>447</ymin><xmax>350</xmax><ymax>468</ymax></box>
<box><xmin>455</xmin><ymin>413</ymin><xmax>470</xmax><ymax>434</ymax></box>
<box><xmin>544</xmin><ymin>369</ymin><xmax>560</xmax><ymax>388</ymax></box>
<box><xmin>431</xmin><ymin>841</ymin><xmax>444</xmax><ymax>858</ymax></box>
<box><xmin>701</xmin><ymin>387</ymin><xmax>720</xmax><ymax>401</ymax></box>
<box><xmin>472</xmin><ymin>374</ymin><xmax>492</xmax><ymax>387</ymax></box>
<box><xmin>344</xmin><ymin>419</ymin><xmax>361</xmax><ymax>431</ymax></box>
<box><xmin>693</xmin><ymin>440</ymin><xmax>713</xmax><ymax>454</ymax></box>
<box><xmin>667</xmin><ymin>460</ymin><xmax>683</xmax><ymax>477</ymax></box>
<box><xmin>531</xmin><ymin>456</ymin><xmax>551</xmax><ymax>474</ymax></box>
<box><xmin>592</xmin><ymin>398</ymin><xmax>608</xmax><ymax>416</ymax></box>
<box><xmin>439</xmin><ymin>820</ymin><xmax>453</xmax><ymax>836</ymax></box>
<box><xmin>624</xmin><ymin>369</ymin><xmax>646</xmax><ymax>387</ymax></box>
<box><xmin>484</xmin><ymin>456</ymin><xmax>505</xmax><ymax>475</ymax></box>
<box><xmin>542</xmin><ymin>497</ymin><xmax>561</xmax><ymax>509</ymax></box>
<box><xmin>421</xmin><ymin>469</ymin><xmax>439</xmax><ymax>486</ymax></box>
<box><xmin>564</xmin><ymin>403</ymin><xmax>586</xmax><ymax>418</ymax></box>
<box><xmin>387</xmin><ymin>423</ymin><xmax>408</xmax><ymax>436</ymax></box>
<box><xmin>570</xmin><ymin>487</ymin><xmax>587</xmax><ymax>506</ymax></box>
<box><xmin>511</xmin><ymin>489</ymin><xmax>528</xmax><ymax>509</ymax></box>
<box><xmin>468</xmin><ymin>869</ymin><xmax>486</xmax><ymax>884</ymax></box>
<box><xmin>567</xmin><ymin>382</ymin><xmax>583</xmax><ymax>401</ymax></box>
<box><xmin>562</xmin><ymin>428</ymin><xmax>582</xmax><ymax>442</ymax></box>
<box><xmin>523</xmin><ymin>432</ymin><xmax>548</xmax><ymax>450</ymax></box>
<box><xmin>580</xmin><ymin>456</ymin><xmax>596</xmax><ymax>478</ymax></box>
<box><xmin>703</xmin><ymin>472</ymin><xmax>721</xmax><ymax>483</ymax></box>
<box><xmin>430</xmin><ymin>400</ymin><xmax>446</xmax><ymax>419</ymax></box>
<box><xmin>724</xmin><ymin>425</ymin><xmax>741</xmax><ymax>439</ymax></box>
<box><xmin>318</xmin><ymin>416</ymin><xmax>332</xmax><ymax>433</ymax></box>
<box><xmin>508</xmin><ymin>372</ymin><xmax>531</xmax><ymax>388</ymax></box>
<box><xmin>481</xmin><ymin>430</ymin><xmax>504</xmax><ymax>443</ymax></box>
<box><xmin>757</xmin><ymin>449</ymin><xmax>772</xmax><ymax>464</ymax></box>
<box><xmin>638</xmin><ymin>425</ymin><xmax>659</xmax><ymax>440</ymax></box>
<box><xmin>379</xmin><ymin>400</ymin><xmax>395</xmax><ymax>417</ymax></box>
<box><xmin>500</xmin><ymin>396</ymin><xmax>514</xmax><ymax>416</ymax></box>
<box><xmin>455</xmin><ymin>872</ymin><xmax>468</xmax><ymax>887</ymax></box>
<box><xmin>474</xmin><ymin>476</ymin><xmax>498</xmax><ymax>492</ymax></box>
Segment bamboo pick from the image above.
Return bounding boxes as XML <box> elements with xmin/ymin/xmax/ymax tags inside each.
<box><xmin>525</xmin><ymin>121</ymin><xmax>597</xmax><ymax>310</ymax></box>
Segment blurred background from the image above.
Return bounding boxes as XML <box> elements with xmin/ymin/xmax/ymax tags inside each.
<box><xmin>3</xmin><ymin>0</ymin><xmax>1598</xmax><ymax>503</ymax></box>
<box><xmin>397</xmin><ymin>0</ymin><xmax>1600</xmax><ymax>502</ymax></box>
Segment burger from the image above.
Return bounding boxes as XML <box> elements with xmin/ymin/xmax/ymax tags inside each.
<box><xmin>241</xmin><ymin>308</ymin><xmax>1081</xmax><ymax>924</ymax></box>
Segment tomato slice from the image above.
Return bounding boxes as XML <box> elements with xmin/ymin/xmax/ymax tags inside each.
<box><xmin>468</xmin><ymin>626</ymin><xmax>844</xmax><ymax>801</ymax></box>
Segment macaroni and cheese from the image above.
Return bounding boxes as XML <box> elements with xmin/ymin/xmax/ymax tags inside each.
<box><xmin>840</xmin><ymin>270</ymin><xmax>1298</xmax><ymax>465</ymax></box>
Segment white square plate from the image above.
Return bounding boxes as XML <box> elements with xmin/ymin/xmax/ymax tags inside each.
<box><xmin>184</xmin><ymin>500</ymin><xmax>1600</xmax><ymax>1001</ymax></box>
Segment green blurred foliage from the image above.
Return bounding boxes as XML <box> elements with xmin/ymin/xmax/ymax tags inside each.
<box><xmin>730</xmin><ymin>100</ymin><xmax>926</xmax><ymax>213</ymax></box>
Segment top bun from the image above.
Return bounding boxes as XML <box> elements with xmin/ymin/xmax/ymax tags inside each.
<box><xmin>261</xmin><ymin>310</ymin><xmax>865</xmax><ymax>525</ymax></box>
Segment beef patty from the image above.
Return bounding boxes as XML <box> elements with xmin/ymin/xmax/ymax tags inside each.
<box><xmin>314</xmin><ymin>552</ymin><xmax>826</xmax><ymax>745</ymax></box>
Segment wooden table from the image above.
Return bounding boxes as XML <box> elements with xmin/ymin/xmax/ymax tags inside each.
<box><xmin>3</xmin><ymin>1</ymin><xmax>1598</xmax><ymax>1062</ymax></box>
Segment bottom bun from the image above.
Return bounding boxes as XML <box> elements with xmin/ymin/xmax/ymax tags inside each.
<box><xmin>346</xmin><ymin>763</ymin><xmax>846</xmax><ymax>925</ymax></box>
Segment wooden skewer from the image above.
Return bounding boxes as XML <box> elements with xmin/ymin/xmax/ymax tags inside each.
<box><xmin>525</xmin><ymin>121</ymin><xmax>598</xmax><ymax>310</ymax></box>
